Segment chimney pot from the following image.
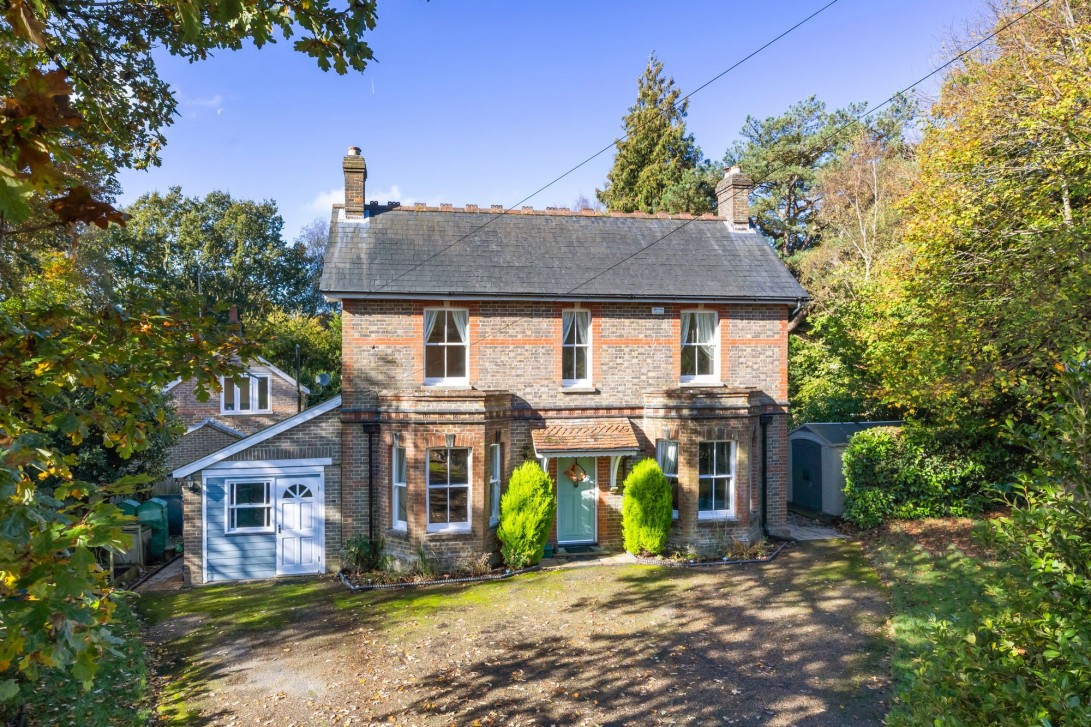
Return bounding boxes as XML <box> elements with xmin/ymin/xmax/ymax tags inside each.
<box><xmin>342</xmin><ymin>147</ymin><xmax>367</xmax><ymax>218</ymax></box>
<box><xmin>716</xmin><ymin>166</ymin><xmax>752</xmax><ymax>231</ymax></box>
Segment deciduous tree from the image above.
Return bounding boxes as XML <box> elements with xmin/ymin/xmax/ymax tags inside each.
<box><xmin>868</xmin><ymin>0</ymin><xmax>1091</xmax><ymax>428</ymax></box>
<box><xmin>91</xmin><ymin>188</ymin><xmax>322</xmax><ymax>318</ymax></box>
<box><xmin>0</xmin><ymin>0</ymin><xmax>378</xmax><ymax>237</ymax></box>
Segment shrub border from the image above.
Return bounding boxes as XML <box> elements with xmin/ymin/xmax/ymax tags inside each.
<box><xmin>339</xmin><ymin>565</ymin><xmax>541</xmax><ymax>592</ymax></box>
<box><xmin>632</xmin><ymin>540</ymin><xmax>788</xmax><ymax>567</ymax></box>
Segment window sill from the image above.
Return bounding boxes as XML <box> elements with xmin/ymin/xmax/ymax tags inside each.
<box><xmin>219</xmin><ymin>410</ymin><xmax>273</xmax><ymax>416</ymax></box>
<box><xmin>560</xmin><ymin>385</ymin><xmax>599</xmax><ymax>394</ymax></box>
<box><xmin>422</xmin><ymin>380</ymin><xmax>471</xmax><ymax>389</ymax></box>
<box><xmin>697</xmin><ymin>513</ymin><xmax>738</xmax><ymax>523</ymax></box>
<box><xmin>426</xmin><ymin>527</ymin><xmax>476</xmax><ymax>540</ymax></box>
<box><xmin>386</xmin><ymin>526</ymin><xmax>410</xmax><ymax>539</ymax></box>
<box><xmin>678</xmin><ymin>381</ymin><xmax>724</xmax><ymax>388</ymax></box>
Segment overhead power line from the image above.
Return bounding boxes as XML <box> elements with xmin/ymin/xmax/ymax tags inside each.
<box><xmin>389</xmin><ymin>0</ymin><xmax>1052</xmax><ymax>384</ymax></box>
<box><xmin>353</xmin><ymin>0</ymin><xmax>844</xmax><ymax>298</ymax></box>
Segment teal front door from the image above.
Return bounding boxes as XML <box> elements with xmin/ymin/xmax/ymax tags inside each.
<box><xmin>557</xmin><ymin>457</ymin><xmax>597</xmax><ymax>543</ymax></box>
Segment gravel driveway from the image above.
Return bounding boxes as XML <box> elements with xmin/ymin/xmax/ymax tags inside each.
<box><xmin>142</xmin><ymin>540</ymin><xmax>889</xmax><ymax>726</ymax></box>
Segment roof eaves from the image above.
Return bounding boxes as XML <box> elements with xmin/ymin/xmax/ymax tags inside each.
<box><xmin>172</xmin><ymin>395</ymin><xmax>342</xmax><ymax>479</ymax></box>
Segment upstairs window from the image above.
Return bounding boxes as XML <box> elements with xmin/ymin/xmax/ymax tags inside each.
<box><xmin>222</xmin><ymin>374</ymin><xmax>271</xmax><ymax>414</ymax></box>
<box><xmin>427</xmin><ymin>448</ymin><xmax>471</xmax><ymax>532</ymax></box>
<box><xmin>698</xmin><ymin>441</ymin><xmax>735</xmax><ymax>519</ymax></box>
<box><xmin>489</xmin><ymin>443</ymin><xmax>502</xmax><ymax>526</ymax></box>
<box><xmin>424</xmin><ymin>309</ymin><xmax>469</xmax><ymax>385</ymax></box>
<box><xmin>657</xmin><ymin>439</ymin><xmax>680</xmax><ymax>520</ymax></box>
<box><xmin>561</xmin><ymin>310</ymin><xmax>591</xmax><ymax>386</ymax></box>
<box><xmin>680</xmin><ymin>311</ymin><xmax>718</xmax><ymax>383</ymax></box>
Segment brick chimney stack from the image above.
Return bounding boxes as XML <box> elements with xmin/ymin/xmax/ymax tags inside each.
<box><xmin>716</xmin><ymin>166</ymin><xmax>751</xmax><ymax>232</ymax></box>
<box><xmin>343</xmin><ymin>146</ymin><xmax>367</xmax><ymax>218</ymax></box>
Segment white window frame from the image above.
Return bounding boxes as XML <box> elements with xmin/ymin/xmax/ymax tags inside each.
<box><xmin>426</xmin><ymin>447</ymin><xmax>472</xmax><ymax>533</ymax></box>
<box><xmin>392</xmin><ymin>445</ymin><xmax>407</xmax><ymax>531</ymax></box>
<box><xmin>220</xmin><ymin>373</ymin><xmax>272</xmax><ymax>415</ymax></box>
<box><xmin>489</xmin><ymin>443</ymin><xmax>502</xmax><ymax>526</ymax></box>
<box><xmin>423</xmin><ymin>308</ymin><xmax>470</xmax><ymax>386</ymax></box>
<box><xmin>680</xmin><ymin>310</ymin><xmax>720</xmax><ymax>384</ymax></box>
<box><xmin>657</xmin><ymin>439</ymin><xmax>680</xmax><ymax>521</ymax></box>
<box><xmin>561</xmin><ymin>309</ymin><xmax>592</xmax><ymax>387</ymax></box>
<box><xmin>225</xmin><ymin>479</ymin><xmax>273</xmax><ymax>534</ymax></box>
<box><xmin>697</xmin><ymin>441</ymin><xmax>736</xmax><ymax>520</ymax></box>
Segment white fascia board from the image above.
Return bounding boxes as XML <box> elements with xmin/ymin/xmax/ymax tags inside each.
<box><xmin>533</xmin><ymin>447</ymin><xmax>641</xmax><ymax>458</ymax></box>
<box><xmin>205</xmin><ymin>458</ymin><xmax>333</xmax><ymax>472</ymax></box>
<box><xmin>172</xmin><ymin>395</ymin><xmax>342</xmax><ymax>479</ymax></box>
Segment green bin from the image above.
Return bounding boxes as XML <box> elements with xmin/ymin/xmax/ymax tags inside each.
<box><xmin>137</xmin><ymin>497</ymin><xmax>168</xmax><ymax>560</ymax></box>
<box><xmin>118</xmin><ymin>499</ymin><xmax>140</xmax><ymax>518</ymax></box>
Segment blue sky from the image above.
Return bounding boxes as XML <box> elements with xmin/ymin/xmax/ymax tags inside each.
<box><xmin>116</xmin><ymin>0</ymin><xmax>987</xmax><ymax>240</ymax></box>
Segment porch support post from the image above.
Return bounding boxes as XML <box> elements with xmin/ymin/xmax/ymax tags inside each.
<box><xmin>609</xmin><ymin>455</ymin><xmax>622</xmax><ymax>493</ymax></box>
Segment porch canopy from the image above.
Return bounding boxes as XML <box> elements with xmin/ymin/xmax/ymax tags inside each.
<box><xmin>532</xmin><ymin>419</ymin><xmax>642</xmax><ymax>490</ymax></box>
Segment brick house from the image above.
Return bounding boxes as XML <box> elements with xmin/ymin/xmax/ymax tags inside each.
<box><xmin>173</xmin><ymin>148</ymin><xmax>805</xmax><ymax>583</ymax></box>
<box><xmin>166</xmin><ymin>356</ymin><xmax>308</xmax><ymax>436</ymax></box>
<box><xmin>325</xmin><ymin>148</ymin><xmax>805</xmax><ymax>570</ymax></box>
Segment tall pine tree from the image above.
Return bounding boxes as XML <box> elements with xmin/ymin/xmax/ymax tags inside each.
<box><xmin>597</xmin><ymin>55</ymin><xmax>701</xmax><ymax>213</ymax></box>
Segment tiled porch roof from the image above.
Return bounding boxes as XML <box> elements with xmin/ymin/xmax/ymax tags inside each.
<box><xmin>532</xmin><ymin>419</ymin><xmax>642</xmax><ymax>456</ymax></box>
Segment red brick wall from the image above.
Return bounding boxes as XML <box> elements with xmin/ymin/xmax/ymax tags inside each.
<box><xmin>341</xmin><ymin>300</ymin><xmax>789</xmax><ymax>407</ymax></box>
<box><xmin>338</xmin><ymin>298</ymin><xmax>791</xmax><ymax>564</ymax></box>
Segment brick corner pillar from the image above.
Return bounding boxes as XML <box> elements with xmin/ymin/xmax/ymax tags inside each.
<box><xmin>763</xmin><ymin>413</ymin><xmax>791</xmax><ymax>538</ymax></box>
<box><xmin>181</xmin><ymin>479</ymin><xmax>204</xmax><ymax>585</ymax></box>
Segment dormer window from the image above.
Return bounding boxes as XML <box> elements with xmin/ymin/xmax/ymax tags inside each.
<box><xmin>222</xmin><ymin>374</ymin><xmax>271</xmax><ymax>414</ymax></box>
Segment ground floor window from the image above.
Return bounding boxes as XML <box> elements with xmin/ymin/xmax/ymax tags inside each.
<box><xmin>392</xmin><ymin>445</ymin><xmax>407</xmax><ymax>530</ymax></box>
<box><xmin>657</xmin><ymin>439</ymin><xmax>680</xmax><ymax>520</ymax></box>
<box><xmin>698</xmin><ymin>441</ymin><xmax>735</xmax><ymax>519</ymax></box>
<box><xmin>489</xmin><ymin>443</ymin><xmax>502</xmax><ymax>526</ymax></box>
<box><xmin>226</xmin><ymin>480</ymin><xmax>272</xmax><ymax>533</ymax></box>
<box><xmin>427</xmin><ymin>448</ymin><xmax>471</xmax><ymax>532</ymax></box>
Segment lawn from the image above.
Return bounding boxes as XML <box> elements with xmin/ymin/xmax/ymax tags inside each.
<box><xmin>856</xmin><ymin>517</ymin><xmax>1001</xmax><ymax>723</ymax></box>
<box><xmin>138</xmin><ymin>540</ymin><xmax>890</xmax><ymax>726</ymax></box>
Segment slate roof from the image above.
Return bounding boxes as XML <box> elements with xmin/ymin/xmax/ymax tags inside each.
<box><xmin>532</xmin><ymin>419</ymin><xmax>642</xmax><ymax>455</ymax></box>
<box><xmin>184</xmin><ymin>418</ymin><xmax>246</xmax><ymax>439</ymax></box>
<box><xmin>790</xmin><ymin>421</ymin><xmax>903</xmax><ymax>447</ymax></box>
<box><xmin>320</xmin><ymin>206</ymin><xmax>807</xmax><ymax>302</ymax></box>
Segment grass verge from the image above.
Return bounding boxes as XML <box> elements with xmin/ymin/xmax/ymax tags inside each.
<box><xmin>859</xmin><ymin>521</ymin><xmax>1001</xmax><ymax>721</ymax></box>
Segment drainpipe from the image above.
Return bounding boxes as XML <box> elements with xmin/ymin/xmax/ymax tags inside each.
<box><xmin>759</xmin><ymin>414</ymin><xmax>772</xmax><ymax>539</ymax></box>
<box><xmin>361</xmin><ymin>422</ymin><xmax>380</xmax><ymax>542</ymax></box>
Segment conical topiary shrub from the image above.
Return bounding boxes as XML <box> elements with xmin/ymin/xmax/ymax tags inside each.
<box><xmin>621</xmin><ymin>458</ymin><xmax>672</xmax><ymax>556</ymax></box>
<box><xmin>497</xmin><ymin>461</ymin><xmax>556</xmax><ymax>569</ymax></box>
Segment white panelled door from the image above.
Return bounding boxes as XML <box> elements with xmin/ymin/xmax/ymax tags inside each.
<box><xmin>276</xmin><ymin>476</ymin><xmax>323</xmax><ymax>575</ymax></box>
